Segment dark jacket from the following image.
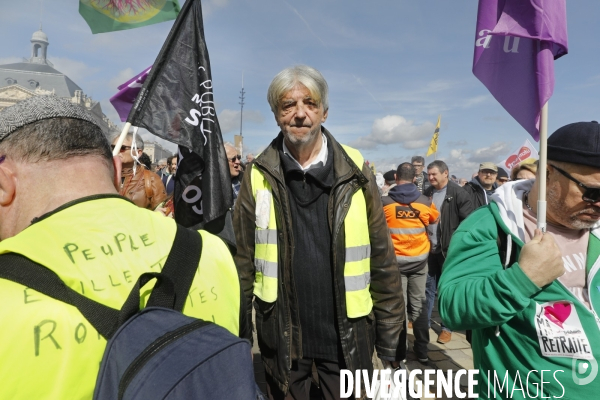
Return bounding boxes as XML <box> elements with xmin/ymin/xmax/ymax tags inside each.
<box><xmin>463</xmin><ymin>176</ymin><xmax>497</xmax><ymax>210</ymax></box>
<box><xmin>424</xmin><ymin>180</ymin><xmax>473</xmax><ymax>256</ymax></box>
<box><xmin>233</xmin><ymin>128</ymin><xmax>405</xmax><ymax>396</ymax></box>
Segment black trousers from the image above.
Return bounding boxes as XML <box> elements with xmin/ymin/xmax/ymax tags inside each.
<box><xmin>266</xmin><ymin>358</ymin><xmax>347</xmax><ymax>400</ymax></box>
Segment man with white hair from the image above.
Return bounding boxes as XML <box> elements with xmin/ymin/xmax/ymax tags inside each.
<box><xmin>234</xmin><ymin>65</ymin><xmax>404</xmax><ymax>399</ymax></box>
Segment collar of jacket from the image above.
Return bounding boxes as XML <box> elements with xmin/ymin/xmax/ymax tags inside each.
<box><xmin>253</xmin><ymin>126</ymin><xmax>368</xmax><ymax>188</ymax></box>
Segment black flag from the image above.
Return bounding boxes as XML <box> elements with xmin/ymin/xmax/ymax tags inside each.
<box><xmin>127</xmin><ymin>0</ymin><xmax>233</xmax><ymax>238</ymax></box>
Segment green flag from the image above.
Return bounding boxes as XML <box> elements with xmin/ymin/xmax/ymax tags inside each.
<box><xmin>79</xmin><ymin>0</ymin><xmax>180</xmax><ymax>34</ymax></box>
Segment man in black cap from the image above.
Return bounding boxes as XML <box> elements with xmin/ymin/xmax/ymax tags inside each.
<box><xmin>438</xmin><ymin>121</ymin><xmax>600</xmax><ymax>398</ymax></box>
<box><xmin>496</xmin><ymin>167</ymin><xmax>509</xmax><ymax>187</ymax></box>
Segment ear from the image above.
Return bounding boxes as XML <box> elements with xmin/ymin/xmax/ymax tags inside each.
<box><xmin>0</xmin><ymin>164</ymin><xmax>16</xmax><ymax>207</ymax></box>
<box><xmin>322</xmin><ymin>108</ymin><xmax>329</xmax><ymax>123</ymax></box>
<box><xmin>113</xmin><ymin>155</ymin><xmax>122</xmax><ymax>191</ymax></box>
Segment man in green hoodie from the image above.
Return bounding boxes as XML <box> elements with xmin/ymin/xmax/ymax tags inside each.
<box><xmin>439</xmin><ymin>121</ymin><xmax>600</xmax><ymax>399</ymax></box>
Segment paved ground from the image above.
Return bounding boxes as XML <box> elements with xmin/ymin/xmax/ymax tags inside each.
<box><xmin>252</xmin><ymin>299</ymin><xmax>475</xmax><ymax>400</ymax></box>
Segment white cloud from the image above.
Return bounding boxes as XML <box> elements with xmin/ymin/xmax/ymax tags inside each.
<box><xmin>468</xmin><ymin>141</ymin><xmax>511</xmax><ymax>163</ymax></box>
<box><xmin>441</xmin><ymin>141</ymin><xmax>511</xmax><ymax>179</ymax></box>
<box><xmin>461</xmin><ymin>95</ymin><xmax>488</xmax><ymax>108</ymax></box>
<box><xmin>218</xmin><ymin>109</ymin><xmax>265</xmax><ymax>134</ymax></box>
<box><xmin>350</xmin><ymin>115</ymin><xmax>435</xmax><ymax>150</ymax></box>
<box><xmin>202</xmin><ymin>0</ymin><xmax>230</xmax><ymax>15</ymax></box>
<box><xmin>108</xmin><ymin>68</ymin><xmax>136</xmax><ymax>91</ymax></box>
<box><xmin>0</xmin><ymin>56</ymin><xmax>21</xmax><ymax>65</ymax></box>
<box><xmin>50</xmin><ymin>57</ymin><xmax>100</xmax><ymax>86</ymax></box>
<box><xmin>442</xmin><ymin>148</ymin><xmax>479</xmax><ymax>179</ymax></box>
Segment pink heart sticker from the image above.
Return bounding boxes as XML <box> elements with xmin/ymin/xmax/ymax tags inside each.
<box><xmin>544</xmin><ymin>302</ymin><xmax>572</xmax><ymax>328</ymax></box>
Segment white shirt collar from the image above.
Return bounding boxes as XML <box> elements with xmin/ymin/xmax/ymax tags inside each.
<box><xmin>282</xmin><ymin>133</ymin><xmax>328</xmax><ymax>171</ymax></box>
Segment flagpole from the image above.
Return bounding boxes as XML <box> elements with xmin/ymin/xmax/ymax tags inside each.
<box><xmin>112</xmin><ymin>122</ymin><xmax>132</xmax><ymax>156</ymax></box>
<box><xmin>537</xmin><ymin>102</ymin><xmax>548</xmax><ymax>232</ymax></box>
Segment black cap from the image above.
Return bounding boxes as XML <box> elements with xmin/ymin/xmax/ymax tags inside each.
<box><xmin>497</xmin><ymin>168</ymin><xmax>509</xmax><ymax>179</ymax></box>
<box><xmin>548</xmin><ymin>121</ymin><xmax>600</xmax><ymax>168</ymax></box>
<box><xmin>383</xmin><ymin>170</ymin><xmax>395</xmax><ymax>183</ymax></box>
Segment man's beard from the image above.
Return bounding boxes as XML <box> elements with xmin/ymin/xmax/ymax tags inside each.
<box><xmin>548</xmin><ymin>185</ymin><xmax>600</xmax><ymax>229</ymax></box>
<box><xmin>282</xmin><ymin>124</ymin><xmax>321</xmax><ymax>148</ymax></box>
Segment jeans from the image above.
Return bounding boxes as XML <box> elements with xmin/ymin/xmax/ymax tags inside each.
<box><xmin>426</xmin><ymin>252</ymin><xmax>451</xmax><ymax>333</ymax></box>
<box><xmin>400</xmin><ymin>264</ymin><xmax>429</xmax><ymax>358</ymax></box>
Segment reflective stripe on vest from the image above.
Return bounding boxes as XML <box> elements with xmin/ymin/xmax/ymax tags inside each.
<box><xmin>251</xmin><ymin>144</ymin><xmax>373</xmax><ymax>318</ymax></box>
<box><xmin>250</xmin><ymin>170</ymin><xmax>279</xmax><ymax>303</ymax></box>
<box><xmin>0</xmin><ymin>197</ymin><xmax>240</xmax><ymax>399</ymax></box>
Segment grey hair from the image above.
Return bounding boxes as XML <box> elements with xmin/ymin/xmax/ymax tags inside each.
<box><xmin>0</xmin><ymin>117</ymin><xmax>112</xmax><ymax>167</ymax></box>
<box><xmin>427</xmin><ymin>160</ymin><xmax>449</xmax><ymax>174</ymax></box>
<box><xmin>411</xmin><ymin>155</ymin><xmax>425</xmax><ymax>164</ymax></box>
<box><xmin>158</xmin><ymin>158</ymin><xmax>167</xmax><ymax>165</ymax></box>
<box><xmin>223</xmin><ymin>142</ymin><xmax>237</xmax><ymax>151</ymax></box>
<box><xmin>267</xmin><ymin>65</ymin><xmax>329</xmax><ymax>114</ymax></box>
<box><xmin>111</xmin><ymin>130</ymin><xmax>144</xmax><ymax>150</ymax></box>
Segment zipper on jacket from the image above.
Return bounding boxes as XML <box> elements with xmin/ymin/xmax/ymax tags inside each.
<box><xmin>117</xmin><ymin>319</ymin><xmax>211</xmax><ymax>400</ymax></box>
<box><xmin>586</xmin><ymin>258</ymin><xmax>600</xmax><ymax>327</ymax></box>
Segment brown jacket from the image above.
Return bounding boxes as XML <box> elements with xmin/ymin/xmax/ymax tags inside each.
<box><xmin>233</xmin><ymin>129</ymin><xmax>405</xmax><ymax>396</ymax></box>
<box><xmin>120</xmin><ymin>166</ymin><xmax>167</xmax><ymax>210</ymax></box>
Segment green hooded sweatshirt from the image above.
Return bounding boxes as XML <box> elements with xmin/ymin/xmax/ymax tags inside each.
<box><xmin>439</xmin><ymin>180</ymin><xmax>600</xmax><ymax>399</ymax></box>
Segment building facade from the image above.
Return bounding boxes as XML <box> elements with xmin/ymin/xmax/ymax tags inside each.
<box><xmin>144</xmin><ymin>141</ymin><xmax>173</xmax><ymax>164</ymax></box>
<box><xmin>0</xmin><ymin>29</ymin><xmax>119</xmax><ymax>138</ymax></box>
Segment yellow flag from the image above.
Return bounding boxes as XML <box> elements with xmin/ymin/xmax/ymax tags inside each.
<box><xmin>426</xmin><ymin>115</ymin><xmax>441</xmax><ymax>157</ymax></box>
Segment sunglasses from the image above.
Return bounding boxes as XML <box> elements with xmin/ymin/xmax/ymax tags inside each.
<box><xmin>551</xmin><ymin>164</ymin><xmax>600</xmax><ymax>203</ymax></box>
<box><xmin>229</xmin><ymin>155</ymin><xmax>241</xmax><ymax>162</ymax></box>
<box><xmin>110</xmin><ymin>145</ymin><xmax>132</xmax><ymax>153</ymax></box>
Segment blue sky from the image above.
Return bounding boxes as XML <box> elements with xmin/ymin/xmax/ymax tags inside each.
<box><xmin>1</xmin><ymin>0</ymin><xmax>599</xmax><ymax>179</ymax></box>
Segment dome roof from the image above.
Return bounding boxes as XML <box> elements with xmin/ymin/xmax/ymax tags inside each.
<box><xmin>31</xmin><ymin>30</ymin><xmax>48</xmax><ymax>43</ymax></box>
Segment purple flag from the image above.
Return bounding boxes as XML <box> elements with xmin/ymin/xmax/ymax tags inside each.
<box><xmin>473</xmin><ymin>0</ymin><xmax>568</xmax><ymax>141</ymax></box>
<box><xmin>109</xmin><ymin>66</ymin><xmax>152</xmax><ymax>122</ymax></box>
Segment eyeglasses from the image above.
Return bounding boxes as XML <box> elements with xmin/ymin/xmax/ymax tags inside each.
<box><xmin>412</xmin><ymin>164</ymin><xmax>424</xmax><ymax>167</ymax></box>
<box><xmin>0</xmin><ymin>155</ymin><xmax>5</xmax><ymax>165</ymax></box>
<box><xmin>479</xmin><ymin>170</ymin><xmax>498</xmax><ymax>175</ymax></box>
<box><xmin>229</xmin><ymin>155</ymin><xmax>241</xmax><ymax>162</ymax></box>
<box><xmin>110</xmin><ymin>145</ymin><xmax>132</xmax><ymax>153</ymax></box>
<box><xmin>551</xmin><ymin>164</ymin><xmax>600</xmax><ymax>203</ymax></box>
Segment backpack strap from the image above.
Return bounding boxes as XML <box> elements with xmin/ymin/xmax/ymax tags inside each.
<box><xmin>0</xmin><ymin>224</ymin><xmax>203</xmax><ymax>338</ymax></box>
<box><xmin>0</xmin><ymin>253</ymin><xmax>119</xmax><ymax>339</ymax></box>
<box><xmin>147</xmin><ymin>225</ymin><xmax>203</xmax><ymax>312</ymax></box>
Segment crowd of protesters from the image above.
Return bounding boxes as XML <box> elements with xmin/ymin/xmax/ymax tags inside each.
<box><xmin>1</xmin><ymin>64</ymin><xmax>599</xmax><ymax>400</ymax></box>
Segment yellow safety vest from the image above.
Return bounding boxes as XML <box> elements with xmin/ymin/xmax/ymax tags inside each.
<box><xmin>251</xmin><ymin>145</ymin><xmax>372</xmax><ymax>318</ymax></box>
<box><xmin>0</xmin><ymin>196</ymin><xmax>240</xmax><ymax>400</ymax></box>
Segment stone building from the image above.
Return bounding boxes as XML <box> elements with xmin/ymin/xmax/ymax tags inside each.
<box><xmin>0</xmin><ymin>29</ymin><xmax>119</xmax><ymax>138</ymax></box>
<box><xmin>144</xmin><ymin>141</ymin><xmax>173</xmax><ymax>164</ymax></box>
